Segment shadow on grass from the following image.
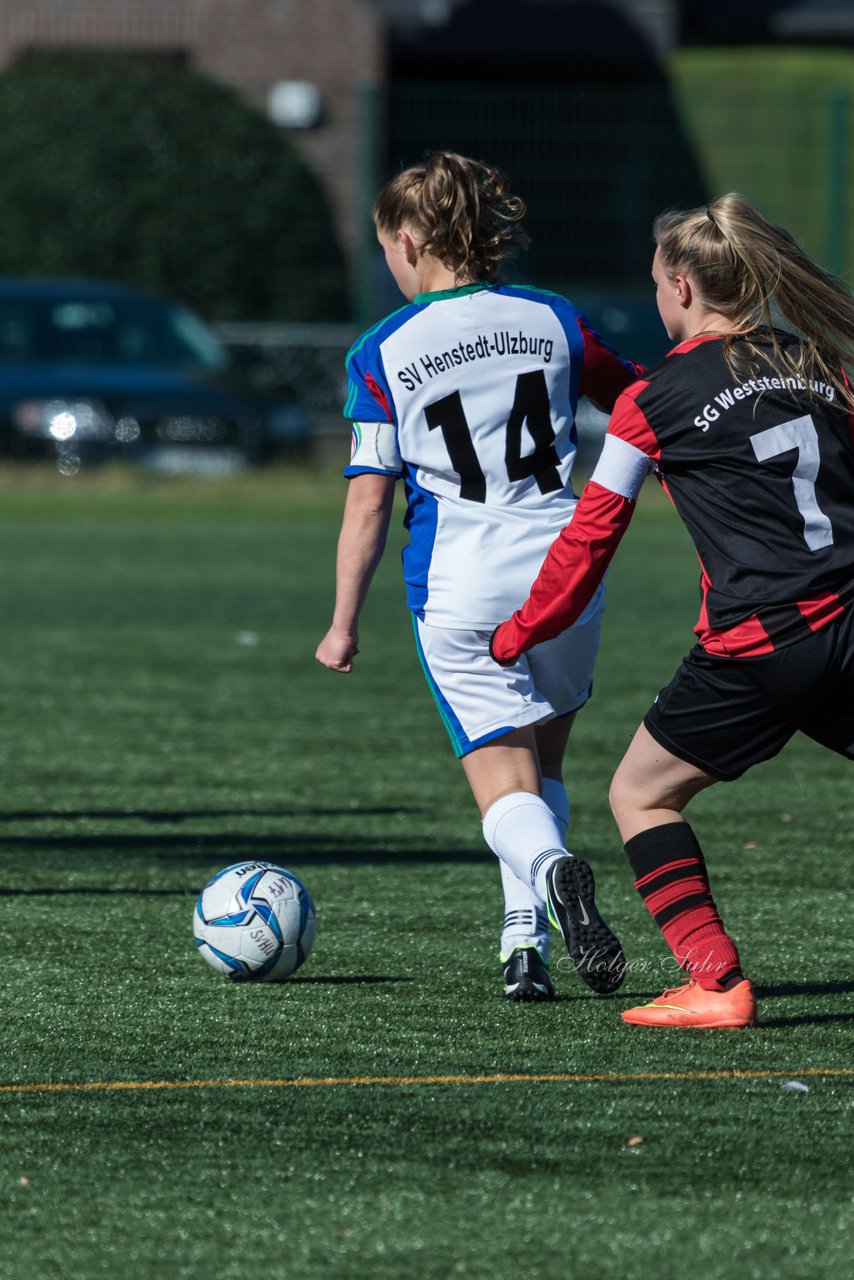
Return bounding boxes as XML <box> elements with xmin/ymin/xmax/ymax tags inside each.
<box><xmin>757</xmin><ymin>1012</ymin><xmax>854</xmax><ymax>1028</ymax></box>
<box><xmin>756</xmin><ymin>980</ymin><xmax>854</xmax><ymax>999</ymax></box>
<box><xmin>0</xmin><ymin>834</ymin><xmax>485</xmax><ymax>863</ymax></box>
<box><xmin>754</xmin><ymin>979</ymin><xmax>854</xmax><ymax>1027</ymax></box>
<box><xmin>0</xmin><ymin>886</ymin><xmax>194</xmax><ymax>896</ymax></box>
<box><xmin>0</xmin><ymin>806</ymin><xmax>420</xmax><ymax>821</ymax></box>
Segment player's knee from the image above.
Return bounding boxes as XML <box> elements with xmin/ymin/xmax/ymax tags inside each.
<box><xmin>607</xmin><ymin>770</ymin><xmax>625</xmax><ymax>819</ymax></box>
<box><xmin>608</xmin><ymin>767</ymin><xmax>642</xmax><ymax>828</ymax></box>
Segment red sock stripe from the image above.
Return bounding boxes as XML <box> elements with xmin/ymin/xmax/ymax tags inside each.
<box><xmin>638</xmin><ymin>873</ymin><xmax>710</xmax><ymax>919</ymax></box>
<box><xmin>653</xmin><ymin>894</ymin><xmax>719</xmax><ymax>932</ymax></box>
<box><xmin>633</xmin><ymin>857</ymin><xmax>700</xmax><ymax>891</ymax></box>
<box><xmin>653</xmin><ymin>898</ymin><xmax>724</xmax><ymax>933</ymax></box>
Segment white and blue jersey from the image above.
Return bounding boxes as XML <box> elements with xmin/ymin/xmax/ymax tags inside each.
<box><xmin>344</xmin><ymin>282</ymin><xmax>639</xmax><ymax>629</ymax></box>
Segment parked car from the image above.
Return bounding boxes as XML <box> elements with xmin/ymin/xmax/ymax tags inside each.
<box><xmin>0</xmin><ymin>278</ymin><xmax>312</xmax><ymax>474</ymax></box>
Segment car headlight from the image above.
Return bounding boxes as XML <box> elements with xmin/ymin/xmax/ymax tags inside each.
<box><xmin>12</xmin><ymin>399</ymin><xmax>115</xmax><ymax>441</ymax></box>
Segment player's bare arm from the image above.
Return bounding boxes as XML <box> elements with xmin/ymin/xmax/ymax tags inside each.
<box><xmin>316</xmin><ymin>471</ymin><xmax>396</xmax><ymax>673</ymax></box>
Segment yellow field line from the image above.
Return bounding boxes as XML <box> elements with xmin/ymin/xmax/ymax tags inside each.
<box><xmin>1</xmin><ymin>1067</ymin><xmax>852</xmax><ymax>1095</ymax></box>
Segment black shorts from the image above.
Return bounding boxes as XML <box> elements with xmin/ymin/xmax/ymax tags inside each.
<box><xmin>644</xmin><ymin>608</ymin><xmax>854</xmax><ymax>781</ymax></box>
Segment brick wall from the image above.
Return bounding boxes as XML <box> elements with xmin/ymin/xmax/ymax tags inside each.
<box><xmin>0</xmin><ymin>0</ymin><xmax>387</xmax><ymax>264</ymax></box>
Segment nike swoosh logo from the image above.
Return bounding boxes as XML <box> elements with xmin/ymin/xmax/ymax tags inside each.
<box><xmin>577</xmin><ymin>900</ymin><xmax>590</xmax><ymax>927</ymax></box>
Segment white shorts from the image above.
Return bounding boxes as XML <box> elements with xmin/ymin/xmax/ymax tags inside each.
<box><xmin>412</xmin><ymin>582</ymin><xmax>605</xmax><ymax>758</ymax></box>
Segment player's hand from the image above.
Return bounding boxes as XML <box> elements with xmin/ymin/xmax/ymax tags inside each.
<box><xmin>489</xmin><ymin>622</ymin><xmax>519</xmax><ymax>668</ymax></box>
<box><xmin>315</xmin><ymin>627</ymin><xmax>360</xmax><ymax>673</ymax></box>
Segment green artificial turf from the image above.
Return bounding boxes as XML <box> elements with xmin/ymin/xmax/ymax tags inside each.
<box><xmin>0</xmin><ymin>464</ymin><xmax>851</xmax><ymax>1279</ymax></box>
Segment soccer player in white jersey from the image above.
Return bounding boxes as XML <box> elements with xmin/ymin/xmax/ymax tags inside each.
<box><xmin>316</xmin><ymin>153</ymin><xmax>642</xmax><ymax>1000</ymax></box>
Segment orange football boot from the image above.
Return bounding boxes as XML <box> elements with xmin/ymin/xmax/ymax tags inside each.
<box><xmin>621</xmin><ymin>978</ymin><xmax>757</xmax><ymax>1028</ymax></box>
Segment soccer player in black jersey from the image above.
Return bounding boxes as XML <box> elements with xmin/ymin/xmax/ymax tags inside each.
<box><xmin>491</xmin><ymin>193</ymin><xmax>854</xmax><ymax>1028</ymax></box>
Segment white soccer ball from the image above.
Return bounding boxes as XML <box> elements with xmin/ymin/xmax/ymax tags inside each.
<box><xmin>193</xmin><ymin>861</ymin><xmax>316</xmax><ymax>981</ymax></box>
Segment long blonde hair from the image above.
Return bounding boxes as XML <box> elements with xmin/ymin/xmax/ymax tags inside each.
<box><xmin>373</xmin><ymin>152</ymin><xmax>529</xmax><ymax>285</ymax></box>
<box><xmin>654</xmin><ymin>194</ymin><xmax>854</xmax><ymax>407</ymax></box>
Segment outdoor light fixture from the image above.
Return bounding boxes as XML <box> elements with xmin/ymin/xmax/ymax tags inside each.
<box><xmin>268</xmin><ymin>81</ymin><xmax>323</xmax><ymax>129</ymax></box>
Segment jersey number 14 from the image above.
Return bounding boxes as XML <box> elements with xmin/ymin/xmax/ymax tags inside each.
<box><xmin>424</xmin><ymin>369</ymin><xmax>562</xmax><ymax>502</ymax></box>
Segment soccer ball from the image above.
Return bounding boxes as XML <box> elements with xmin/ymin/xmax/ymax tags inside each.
<box><xmin>193</xmin><ymin>861</ymin><xmax>316</xmax><ymax>981</ymax></box>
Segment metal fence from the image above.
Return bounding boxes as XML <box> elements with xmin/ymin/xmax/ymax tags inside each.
<box><xmin>356</xmin><ymin>75</ymin><xmax>853</xmax><ymax>320</ymax></box>
<box><xmin>385</xmin><ymin>83</ymin><xmax>706</xmax><ymax>297</ymax></box>
<box><xmin>677</xmin><ymin>82</ymin><xmax>851</xmax><ymax>276</ymax></box>
<box><xmin>215</xmin><ymin>320</ymin><xmax>357</xmax><ymax>463</ymax></box>
<box><xmin>218</xmin><ymin>70</ymin><xmax>854</xmax><ymax>463</ymax></box>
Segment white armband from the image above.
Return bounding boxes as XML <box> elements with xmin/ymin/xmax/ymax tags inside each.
<box><xmin>589</xmin><ymin>433</ymin><xmax>655</xmax><ymax>500</ymax></box>
<box><xmin>347</xmin><ymin>421</ymin><xmax>403</xmax><ymax>474</ymax></box>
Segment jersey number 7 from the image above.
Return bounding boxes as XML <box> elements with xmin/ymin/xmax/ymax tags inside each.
<box><xmin>424</xmin><ymin>369</ymin><xmax>562</xmax><ymax>502</ymax></box>
<box><xmin>750</xmin><ymin>414</ymin><xmax>834</xmax><ymax>551</ymax></box>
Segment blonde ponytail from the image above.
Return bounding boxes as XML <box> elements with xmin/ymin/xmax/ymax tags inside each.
<box><xmin>655</xmin><ymin>194</ymin><xmax>854</xmax><ymax>408</ymax></box>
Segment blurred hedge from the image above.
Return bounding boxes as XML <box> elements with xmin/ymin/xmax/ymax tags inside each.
<box><xmin>0</xmin><ymin>51</ymin><xmax>349</xmax><ymax>322</ymax></box>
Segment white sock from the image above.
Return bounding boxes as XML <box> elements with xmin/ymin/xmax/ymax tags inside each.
<box><xmin>541</xmin><ymin>777</ymin><xmax>570</xmax><ymax>844</ymax></box>
<box><xmin>497</xmin><ymin>779</ymin><xmax>569</xmax><ymax>959</ymax></box>
<box><xmin>483</xmin><ymin>791</ymin><xmax>566</xmax><ymax>903</ymax></box>
<box><xmin>499</xmin><ymin>861</ymin><xmax>549</xmax><ymax>960</ymax></box>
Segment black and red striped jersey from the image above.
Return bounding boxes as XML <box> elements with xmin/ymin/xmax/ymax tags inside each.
<box><xmin>492</xmin><ymin>328</ymin><xmax>854</xmax><ymax>664</ymax></box>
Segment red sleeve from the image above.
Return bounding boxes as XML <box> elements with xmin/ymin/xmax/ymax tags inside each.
<box><xmin>577</xmin><ymin>319</ymin><xmax>644</xmax><ymax>411</ymax></box>
<box><xmin>607</xmin><ymin>379</ymin><xmax>661</xmax><ymax>457</ymax></box>
<box><xmin>490</xmin><ymin>481</ymin><xmax>636</xmax><ymax>664</ymax></box>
